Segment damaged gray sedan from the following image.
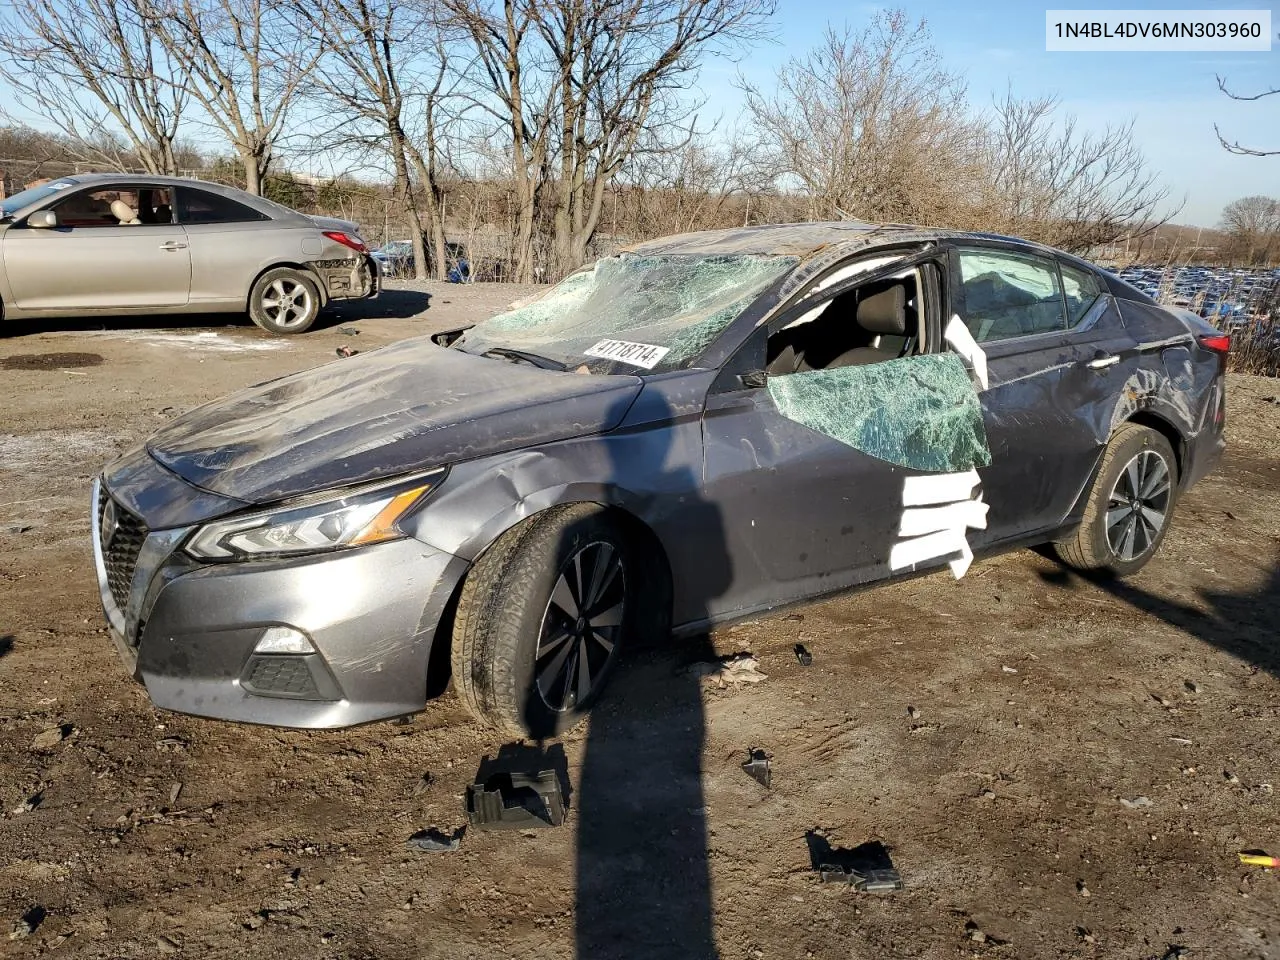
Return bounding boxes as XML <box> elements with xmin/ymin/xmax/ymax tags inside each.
<box><xmin>91</xmin><ymin>223</ymin><xmax>1227</xmax><ymax>735</ymax></box>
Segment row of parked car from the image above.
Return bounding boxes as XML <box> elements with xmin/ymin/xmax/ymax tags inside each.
<box><xmin>1115</xmin><ymin>263</ymin><xmax>1279</xmax><ymax>321</ymax></box>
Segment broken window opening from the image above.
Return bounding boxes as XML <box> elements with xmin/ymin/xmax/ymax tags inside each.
<box><xmin>763</xmin><ymin>265</ymin><xmax>991</xmax><ymax>473</ymax></box>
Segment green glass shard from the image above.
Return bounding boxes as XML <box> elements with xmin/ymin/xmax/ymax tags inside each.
<box><xmin>766</xmin><ymin>353</ymin><xmax>991</xmax><ymax>473</ymax></box>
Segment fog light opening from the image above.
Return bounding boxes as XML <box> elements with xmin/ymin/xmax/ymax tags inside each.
<box><xmin>254</xmin><ymin>626</ymin><xmax>315</xmax><ymax>655</ymax></box>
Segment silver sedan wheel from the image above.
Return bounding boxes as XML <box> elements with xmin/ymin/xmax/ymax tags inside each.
<box><xmin>260</xmin><ymin>277</ymin><xmax>314</xmax><ymax>330</ymax></box>
<box><xmin>1106</xmin><ymin>449</ymin><xmax>1172</xmax><ymax>562</ymax></box>
<box><xmin>535</xmin><ymin>541</ymin><xmax>626</xmax><ymax>712</ymax></box>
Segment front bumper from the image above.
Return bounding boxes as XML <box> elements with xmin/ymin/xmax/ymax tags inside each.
<box><xmin>92</xmin><ymin>477</ymin><xmax>468</xmax><ymax>728</ymax></box>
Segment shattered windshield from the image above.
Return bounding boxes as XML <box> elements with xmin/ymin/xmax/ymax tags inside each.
<box><xmin>455</xmin><ymin>253</ymin><xmax>797</xmax><ymax>372</ymax></box>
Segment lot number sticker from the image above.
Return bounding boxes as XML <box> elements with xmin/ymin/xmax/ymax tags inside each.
<box><xmin>584</xmin><ymin>339</ymin><xmax>670</xmax><ymax>369</ymax></box>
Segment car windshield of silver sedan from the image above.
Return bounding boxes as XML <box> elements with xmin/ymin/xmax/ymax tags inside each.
<box><xmin>453</xmin><ymin>253</ymin><xmax>798</xmax><ymax>372</ymax></box>
<box><xmin>0</xmin><ymin>179</ymin><xmax>77</xmax><ymax>218</ymax></box>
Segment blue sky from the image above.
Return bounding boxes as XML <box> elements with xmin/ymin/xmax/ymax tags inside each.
<box><xmin>708</xmin><ymin>0</ymin><xmax>1279</xmax><ymax>226</ymax></box>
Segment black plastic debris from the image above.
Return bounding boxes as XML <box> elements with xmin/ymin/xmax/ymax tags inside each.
<box><xmin>407</xmin><ymin>826</ymin><xmax>464</xmax><ymax>852</ymax></box>
<box><xmin>794</xmin><ymin>643</ymin><xmax>813</xmax><ymax>666</ymax></box>
<box><xmin>742</xmin><ymin>747</ymin><xmax>771</xmax><ymax>789</ymax></box>
<box><xmin>806</xmin><ymin>833</ymin><xmax>901</xmax><ymax>893</ymax></box>
<box><xmin>466</xmin><ymin>743</ymin><xmax>570</xmax><ymax>830</ymax></box>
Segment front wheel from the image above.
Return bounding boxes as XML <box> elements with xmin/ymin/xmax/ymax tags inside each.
<box><xmin>249</xmin><ymin>267</ymin><xmax>321</xmax><ymax>334</ymax></box>
<box><xmin>1052</xmin><ymin>423</ymin><xmax>1178</xmax><ymax>577</ymax></box>
<box><xmin>451</xmin><ymin>505</ymin><xmax>637</xmax><ymax>738</ymax></box>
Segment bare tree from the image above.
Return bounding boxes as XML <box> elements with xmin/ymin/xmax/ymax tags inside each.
<box><xmin>449</xmin><ymin>0</ymin><xmax>772</xmax><ymax>281</ymax></box>
<box><xmin>537</xmin><ymin>0</ymin><xmax>774</xmax><ymax>277</ymax></box>
<box><xmin>741</xmin><ymin>12</ymin><xmax>983</xmax><ymax>225</ymax></box>
<box><xmin>145</xmin><ymin>0</ymin><xmax>319</xmax><ymax>194</ymax></box>
<box><xmin>296</xmin><ymin>0</ymin><xmax>459</xmax><ymax>278</ymax></box>
<box><xmin>1220</xmin><ymin>195</ymin><xmax>1280</xmax><ymax>265</ymax></box>
<box><xmin>1215</xmin><ymin>73</ymin><xmax>1279</xmax><ymax>157</ymax></box>
<box><xmin>0</xmin><ymin>0</ymin><xmax>188</xmax><ymax>174</ymax></box>
<box><xmin>976</xmin><ymin>93</ymin><xmax>1175</xmax><ymax>254</ymax></box>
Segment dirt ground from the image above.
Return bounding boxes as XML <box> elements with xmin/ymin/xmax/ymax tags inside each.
<box><xmin>1</xmin><ymin>281</ymin><xmax>1278</xmax><ymax>960</ymax></box>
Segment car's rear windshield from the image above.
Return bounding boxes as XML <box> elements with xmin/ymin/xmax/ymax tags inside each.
<box><xmin>454</xmin><ymin>253</ymin><xmax>797</xmax><ymax>373</ymax></box>
<box><xmin>0</xmin><ymin>179</ymin><xmax>79</xmax><ymax>218</ymax></box>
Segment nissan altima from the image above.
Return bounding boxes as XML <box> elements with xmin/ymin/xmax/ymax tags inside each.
<box><xmin>90</xmin><ymin>222</ymin><xmax>1227</xmax><ymax>736</ymax></box>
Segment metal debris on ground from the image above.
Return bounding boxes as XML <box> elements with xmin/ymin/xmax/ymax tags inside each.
<box><xmin>742</xmin><ymin>748</ymin><xmax>772</xmax><ymax>789</ymax></box>
<box><xmin>337</xmin><ymin>327</ymin><xmax>361</xmax><ymax>336</ymax></box>
<box><xmin>684</xmin><ymin>652</ymin><xmax>768</xmax><ymax>688</ymax></box>
<box><xmin>407</xmin><ymin>826</ymin><xmax>465</xmax><ymax>852</ymax></box>
<box><xmin>794</xmin><ymin>643</ymin><xmax>813</xmax><ymax>666</ymax></box>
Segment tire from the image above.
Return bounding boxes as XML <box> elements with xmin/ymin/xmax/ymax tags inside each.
<box><xmin>451</xmin><ymin>504</ymin><xmax>638</xmax><ymax>738</ymax></box>
<box><xmin>248</xmin><ymin>267</ymin><xmax>321</xmax><ymax>334</ymax></box>
<box><xmin>1052</xmin><ymin>423</ymin><xmax>1178</xmax><ymax>577</ymax></box>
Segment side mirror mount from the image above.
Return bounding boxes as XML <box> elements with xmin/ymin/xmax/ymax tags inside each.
<box><xmin>27</xmin><ymin>210</ymin><xmax>58</xmax><ymax>229</ymax></box>
<box><xmin>738</xmin><ymin>369</ymin><xmax>768</xmax><ymax>390</ymax></box>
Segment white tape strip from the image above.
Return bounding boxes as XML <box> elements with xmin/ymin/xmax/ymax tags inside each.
<box><xmin>902</xmin><ymin>468</ymin><xmax>980</xmax><ymax>506</ymax></box>
<box><xmin>945</xmin><ymin>315</ymin><xmax>989</xmax><ymax>390</ymax></box>
<box><xmin>949</xmin><ymin>540</ymin><xmax>975</xmax><ymax>578</ymax></box>
<box><xmin>899</xmin><ymin>497</ymin><xmax>989</xmax><ymax>537</ymax></box>
<box><xmin>889</xmin><ymin>528</ymin><xmax>969</xmax><ymax>571</ymax></box>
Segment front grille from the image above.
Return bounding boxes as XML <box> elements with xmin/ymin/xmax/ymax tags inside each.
<box><xmin>243</xmin><ymin>656</ymin><xmax>321</xmax><ymax>698</ymax></box>
<box><xmin>97</xmin><ymin>486</ymin><xmax>148</xmax><ymax>614</ymax></box>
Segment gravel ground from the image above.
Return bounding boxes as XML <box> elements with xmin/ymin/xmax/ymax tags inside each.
<box><xmin>0</xmin><ymin>284</ymin><xmax>1278</xmax><ymax>959</ymax></box>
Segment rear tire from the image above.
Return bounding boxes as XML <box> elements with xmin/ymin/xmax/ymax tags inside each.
<box><xmin>249</xmin><ymin>267</ymin><xmax>320</xmax><ymax>334</ymax></box>
<box><xmin>451</xmin><ymin>504</ymin><xmax>637</xmax><ymax>738</ymax></box>
<box><xmin>1052</xmin><ymin>423</ymin><xmax>1178</xmax><ymax>577</ymax></box>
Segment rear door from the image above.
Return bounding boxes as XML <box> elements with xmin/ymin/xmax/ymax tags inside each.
<box><xmin>947</xmin><ymin>245</ymin><xmax>1139</xmax><ymax>546</ymax></box>
<box><xmin>3</xmin><ymin>184</ymin><xmax>190</xmax><ymax>310</ymax></box>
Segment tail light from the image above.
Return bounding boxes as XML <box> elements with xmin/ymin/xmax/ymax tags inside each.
<box><xmin>1197</xmin><ymin>333</ymin><xmax>1230</xmax><ymax>355</ymax></box>
<box><xmin>323</xmin><ymin>230</ymin><xmax>367</xmax><ymax>254</ymax></box>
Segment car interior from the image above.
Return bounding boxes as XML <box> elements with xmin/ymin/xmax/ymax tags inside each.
<box><xmin>49</xmin><ymin>188</ymin><xmax>174</xmax><ymax>228</ymax></box>
<box><xmin>766</xmin><ymin>269</ymin><xmax>923</xmax><ymax>375</ymax></box>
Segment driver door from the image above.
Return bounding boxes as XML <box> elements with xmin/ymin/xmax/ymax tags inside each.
<box><xmin>2</xmin><ymin>184</ymin><xmax>190</xmax><ymax>311</ymax></box>
<box><xmin>700</xmin><ymin>258</ymin><xmax>985</xmax><ymax>620</ymax></box>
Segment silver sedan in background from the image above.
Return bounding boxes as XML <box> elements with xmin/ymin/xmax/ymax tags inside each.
<box><xmin>0</xmin><ymin>174</ymin><xmax>377</xmax><ymax>334</ymax></box>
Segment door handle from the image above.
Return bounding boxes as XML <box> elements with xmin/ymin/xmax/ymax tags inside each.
<box><xmin>1087</xmin><ymin>352</ymin><xmax>1120</xmax><ymax>370</ymax></box>
<box><xmin>159</xmin><ymin>240</ymin><xmax>188</xmax><ymax>251</ymax></box>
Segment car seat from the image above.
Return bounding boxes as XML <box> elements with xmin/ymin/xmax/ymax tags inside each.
<box><xmin>110</xmin><ymin>199</ymin><xmax>140</xmax><ymax>225</ymax></box>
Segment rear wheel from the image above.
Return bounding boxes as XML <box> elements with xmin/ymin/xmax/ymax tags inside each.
<box><xmin>249</xmin><ymin>267</ymin><xmax>320</xmax><ymax>334</ymax></box>
<box><xmin>451</xmin><ymin>504</ymin><xmax>636</xmax><ymax>738</ymax></box>
<box><xmin>1052</xmin><ymin>423</ymin><xmax>1178</xmax><ymax>576</ymax></box>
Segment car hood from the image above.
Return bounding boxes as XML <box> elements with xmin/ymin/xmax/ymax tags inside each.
<box><xmin>146</xmin><ymin>338</ymin><xmax>644</xmax><ymax>504</ymax></box>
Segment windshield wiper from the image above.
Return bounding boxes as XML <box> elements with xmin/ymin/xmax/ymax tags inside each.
<box><xmin>482</xmin><ymin>347</ymin><xmax>567</xmax><ymax>371</ymax></box>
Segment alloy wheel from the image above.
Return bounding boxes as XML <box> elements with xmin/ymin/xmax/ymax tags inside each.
<box><xmin>1106</xmin><ymin>449</ymin><xmax>1172</xmax><ymax>562</ymax></box>
<box><xmin>261</xmin><ymin>278</ymin><xmax>314</xmax><ymax>329</ymax></box>
<box><xmin>535</xmin><ymin>541</ymin><xmax>626</xmax><ymax>712</ymax></box>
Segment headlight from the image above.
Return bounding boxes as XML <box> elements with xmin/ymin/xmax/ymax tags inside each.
<box><xmin>185</xmin><ymin>469</ymin><xmax>444</xmax><ymax>561</ymax></box>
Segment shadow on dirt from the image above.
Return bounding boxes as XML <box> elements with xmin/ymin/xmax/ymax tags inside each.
<box><xmin>1</xmin><ymin>289</ymin><xmax>431</xmax><ymax>338</ymax></box>
<box><xmin>1037</xmin><ymin>562</ymin><xmax>1280</xmax><ymax>677</ymax></box>
<box><xmin>512</xmin><ymin>389</ymin><xmax>731</xmax><ymax>959</ymax></box>
<box><xmin>0</xmin><ymin>635</ymin><xmax>12</xmax><ymax>659</ymax></box>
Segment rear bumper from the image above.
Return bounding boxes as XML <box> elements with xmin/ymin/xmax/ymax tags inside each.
<box><xmin>93</xmin><ymin>478</ymin><xmax>468</xmax><ymax>728</ymax></box>
<box><xmin>311</xmin><ymin>254</ymin><xmax>379</xmax><ymax>302</ymax></box>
